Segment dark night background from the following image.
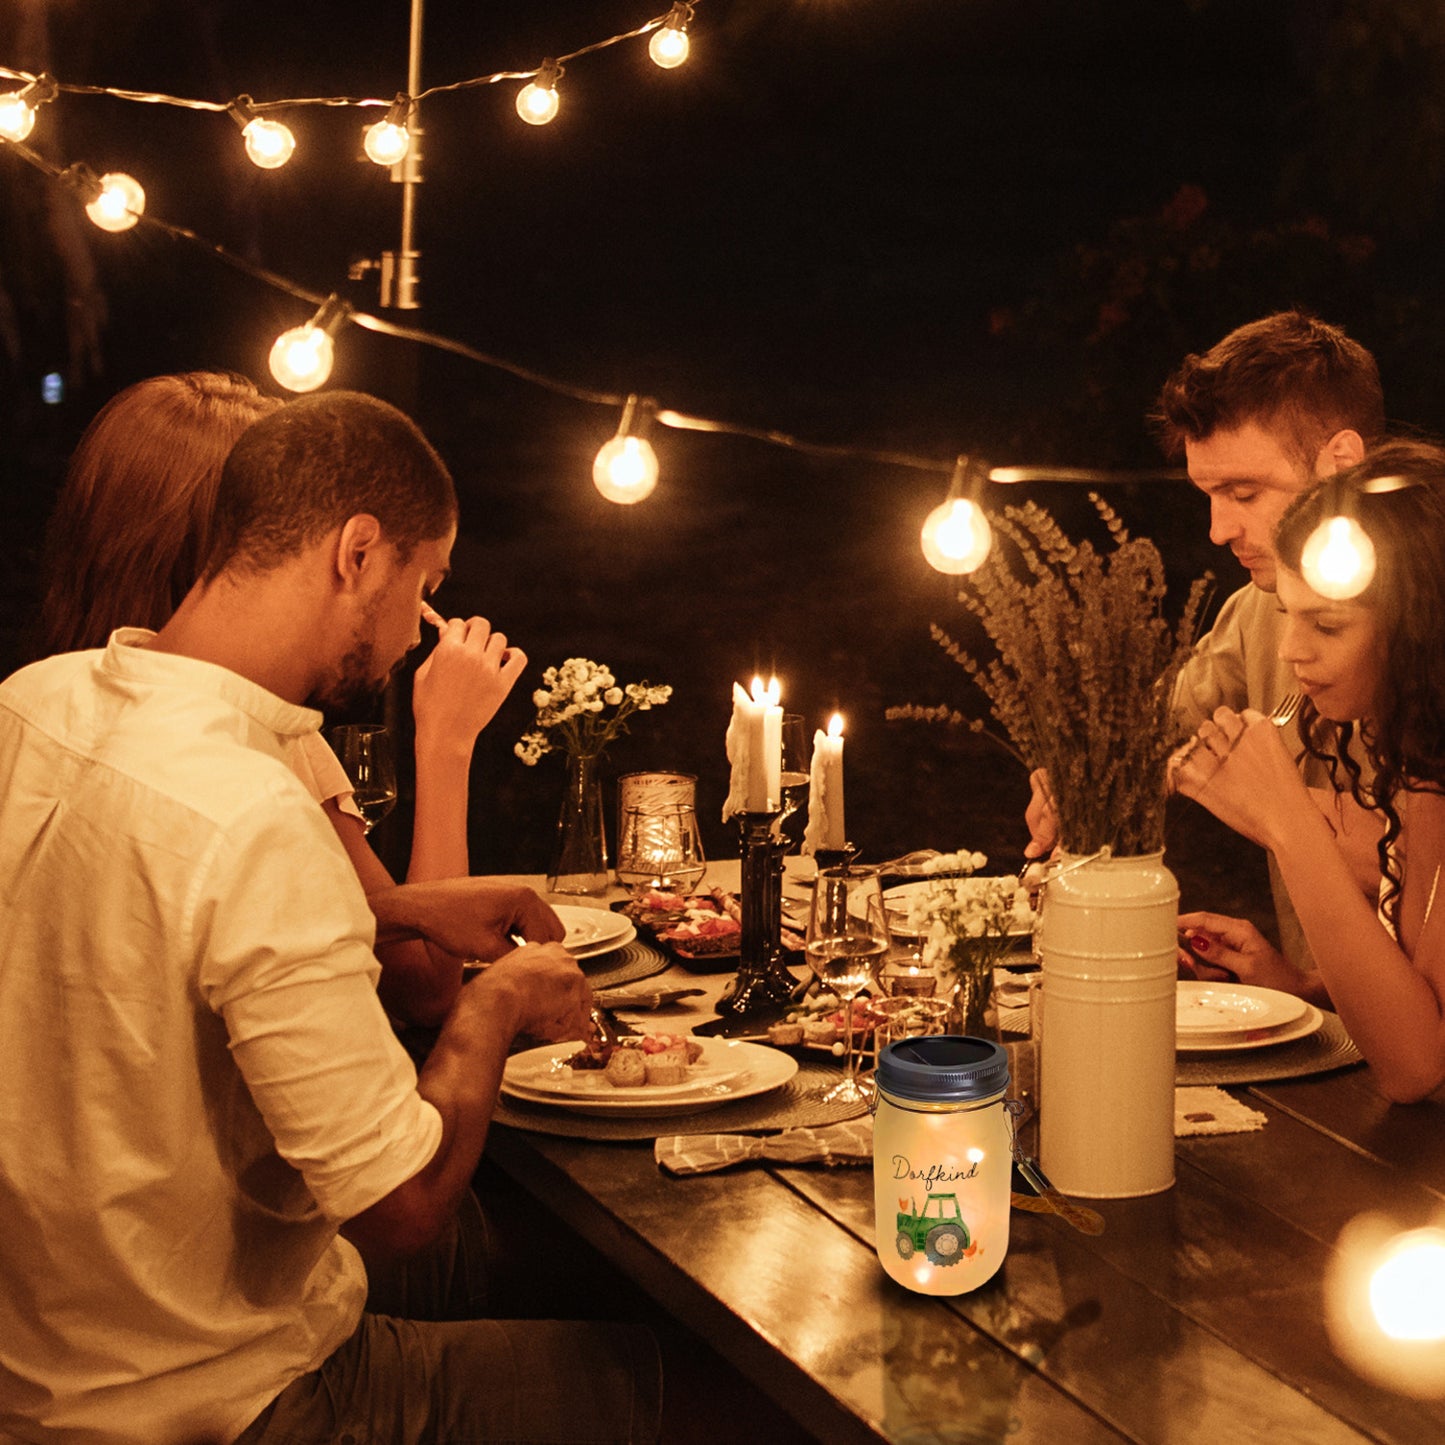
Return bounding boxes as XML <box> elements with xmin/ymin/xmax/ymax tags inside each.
<box><xmin>5</xmin><ymin>0</ymin><xmax>1445</xmax><ymax>927</ymax></box>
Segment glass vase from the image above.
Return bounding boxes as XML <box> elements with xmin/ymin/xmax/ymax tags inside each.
<box><xmin>947</xmin><ymin>955</ymin><xmax>998</xmax><ymax>1039</ymax></box>
<box><xmin>548</xmin><ymin>752</ymin><xmax>609</xmax><ymax>896</ymax></box>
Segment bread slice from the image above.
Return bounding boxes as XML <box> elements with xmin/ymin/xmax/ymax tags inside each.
<box><xmin>643</xmin><ymin>1055</ymin><xmax>689</xmax><ymax>1086</ymax></box>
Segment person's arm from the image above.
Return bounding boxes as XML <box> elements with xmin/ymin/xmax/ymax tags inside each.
<box><xmin>409</xmin><ymin>613</ymin><xmax>527</xmax><ymax>881</ymax></box>
<box><xmin>325</xmin><ymin>799</ymin><xmax>462</xmax><ymax>1026</ymax></box>
<box><xmin>1177</xmin><ymin>710</ymin><xmax>1445</xmax><ymax>1102</ymax></box>
<box><xmin>340</xmin><ymin>942</ymin><xmax>591</xmax><ymax>1259</ymax></box>
<box><xmin>368</xmin><ymin>876</ymin><xmax>565</xmax><ymax>959</ymax></box>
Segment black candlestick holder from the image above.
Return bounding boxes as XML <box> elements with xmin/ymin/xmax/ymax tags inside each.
<box><xmin>715</xmin><ymin>809</ymin><xmax>798</xmax><ymax>1018</ymax></box>
<box><xmin>812</xmin><ymin>843</ymin><xmax>860</xmax><ymax>873</ymax></box>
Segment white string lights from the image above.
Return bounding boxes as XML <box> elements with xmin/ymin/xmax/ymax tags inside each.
<box><xmin>515</xmin><ymin>60</ymin><xmax>563</xmax><ymax>126</ymax></box>
<box><xmin>363</xmin><ymin>93</ymin><xmax>413</xmax><ymax>166</ymax></box>
<box><xmin>593</xmin><ymin>395</ymin><xmax>660</xmax><ymax>503</ymax></box>
<box><xmin>231</xmin><ymin>95</ymin><xmax>296</xmax><ymax>170</ymax></box>
<box><xmin>268</xmin><ymin>295</ymin><xmax>353</xmax><ymax>393</ymax></box>
<box><xmin>0</xmin><ymin>72</ymin><xmax>55</xmax><ymax>143</ymax></box>
<box><xmin>920</xmin><ymin>457</ymin><xmax>993</xmax><ymax>574</ymax></box>
<box><xmin>0</xmin><ymin>8</ymin><xmax>1188</xmax><ymax>534</ymax></box>
<box><xmin>648</xmin><ymin>5</ymin><xmax>694</xmax><ymax>69</ymax></box>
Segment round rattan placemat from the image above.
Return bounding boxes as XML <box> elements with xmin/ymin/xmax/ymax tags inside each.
<box><xmin>1174</xmin><ymin>1009</ymin><xmax>1363</xmax><ymax>1086</ymax></box>
<box><xmin>492</xmin><ymin>1058</ymin><xmax>869</xmax><ymax>1141</ymax></box>
<box><xmin>579</xmin><ymin>940</ymin><xmax>672</xmax><ymax>991</ymax></box>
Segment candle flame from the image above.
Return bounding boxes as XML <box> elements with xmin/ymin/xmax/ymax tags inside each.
<box><xmin>827</xmin><ymin>713</ymin><xmax>844</xmax><ymax>738</ymax></box>
<box><xmin>750</xmin><ymin>675</ymin><xmax>766</xmax><ymax>702</ymax></box>
<box><xmin>766</xmin><ymin>676</ymin><xmax>781</xmax><ymax>705</ymax></box>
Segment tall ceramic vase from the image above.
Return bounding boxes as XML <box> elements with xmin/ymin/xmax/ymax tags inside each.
<box><xmin>548</xmin><ymin>752</ymin><xmax>609</xmax><ymax>896</ymax></box>
<box><xmin>1037</xmin><ymin>850</ymin><xmax>1177</xmax><ymax>1199</ymax></box>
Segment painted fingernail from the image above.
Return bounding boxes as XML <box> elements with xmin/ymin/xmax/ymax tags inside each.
<box><xmin>1189</xmin><ymin>933</ymin><xmax>1209</xmax><ymax>952</ymax></box>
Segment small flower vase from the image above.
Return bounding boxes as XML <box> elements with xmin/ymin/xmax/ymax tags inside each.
<box><xmin>946</xmin><ymin>954</ymin><xmax>997</xmax><ymax>1039</ymax></box>
<box><xmin>548</xmin><ymin>752</ymin><xmax>609</xmax><ymax>896</ymax></box>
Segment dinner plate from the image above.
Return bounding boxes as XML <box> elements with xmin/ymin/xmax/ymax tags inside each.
<box><xmin>500</xmin><ymin>1037</ymin><xmax>799</xmax><ymax>1117</ymax></box>
<box><xmin>1175</xmin><ymin>1002</ymin><xmax>1325</xmax><ymax>1053</ymax></box>
<box><xmin>552</xmin><ymin>905</ymin><xmax>636</xmax><ymax>960</ymax></box>
<box><xmin>1175</xmin><ymin>981</ymin><xmax>1307</xmax><ymax>1035</ymax></box>
<box><xmin>882</xmin><ymin>878</ymin><xmax>1035</xmax><ymax>938</ymax></box>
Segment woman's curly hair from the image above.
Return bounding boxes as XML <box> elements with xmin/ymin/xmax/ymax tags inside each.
<box><xmin>1275</xmin><ymin>438</ymin><xmax>1445</xmax><ymax>930</ymax></box>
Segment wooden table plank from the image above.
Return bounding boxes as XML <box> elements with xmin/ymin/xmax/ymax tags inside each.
<box><xmin>783</xmin><ymin>1166</ymin><xmax>1382</xmax><ymax>1445</ymax></box>
<box><xmin>486</xmin><ymin>1128</ymin><xmax>1127</xmax><ymax>1444</ymax></box>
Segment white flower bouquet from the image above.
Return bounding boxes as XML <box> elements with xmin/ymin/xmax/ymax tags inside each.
<box><xmin>515</xmin><ymin>657</ymin><xmax>673</xmax><ymax>765</ymax></box>
<box><xmin>904</xmin><ymin>859</ymin><xmax>1033</xmax><ymax>987</ymax></box>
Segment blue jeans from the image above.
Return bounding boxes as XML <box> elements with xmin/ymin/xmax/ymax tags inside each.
<box><xmin>233</xmin><ymin>1192</ymin><xmax>662</xmax><ymax>1444</ymax></box>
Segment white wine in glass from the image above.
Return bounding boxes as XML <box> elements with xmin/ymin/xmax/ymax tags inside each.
<box><xmin>330</xmin><ymin>724</ymin><xmax>398</xmax><ymax>835</ymax></box>
<box><xmin>806</xmin><ymin>866</ymin><xmax>890</xmax><ymax>1106</ymax></box>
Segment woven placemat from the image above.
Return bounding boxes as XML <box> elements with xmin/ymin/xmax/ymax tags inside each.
<box><xmin>579</xmin><ymin>939</ymin><xmax>672</xmax><ymax>991</ymax></box>
<box><xmin>1175</xmin><ymin>1009</ymin><xmax>1363</xmax><ymax>1086</ymax></box>
<box><xmin>492</xmin><ymin>1058</ymin><xmax>870</xmax><ymax>1142</ymax></box>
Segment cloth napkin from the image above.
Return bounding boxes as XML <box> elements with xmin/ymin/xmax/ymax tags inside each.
<box><xmin>656</xmin><ymin>1119</ymin><xmax>872</xmax><ymax>1176</ymax></box>
<box><xmin>1174</xmin><ymin>1085</ymin><xmax>1267</xmax><ymax>1137</ymax></box>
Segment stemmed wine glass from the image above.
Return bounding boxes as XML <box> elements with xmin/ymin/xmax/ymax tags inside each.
<box><xmin>775</xmin><ymin>713</ymin><xmax>810</xmax><ymax>846</ymax></box>
<box><xmin>329</xmin><ymin>724</ymin><xmax>398</xmax><ymax>834</ymax></box>
<box><xmin>805</xmin><ymin>865</ymin><xmax>891</xmax><ymax>1105</ymax></box>
<box><xmin>615</xmin><ymin>803</ymin><xmax>707</xmax><ymax>898</ymax></box>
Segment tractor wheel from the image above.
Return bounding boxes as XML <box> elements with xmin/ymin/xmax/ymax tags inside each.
<box><xmin>925</xmin><ymin>1223</ymin><xmax>967</xmax><ymax>1266</ymax></box>
<box><xmin>896</xmin><ymin>1232</ymin><xmax>916</xmax><ymax>1260</ymax></box>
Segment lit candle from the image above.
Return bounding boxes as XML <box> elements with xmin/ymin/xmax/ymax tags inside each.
<box><xmin>802</xmin><ymin>712</ymin><xmax>846</xmax><ymax>853</ymax></box>
<box><xmin>722</xmin><ymin>676</ymin><xmax>783</xmax><ymax>818</ymax></box>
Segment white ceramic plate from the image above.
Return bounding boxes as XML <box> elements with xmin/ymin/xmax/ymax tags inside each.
<box><xmin>1175</xmin><ymin>981</ymin><xmax>1307</xmax><ymax>1035</ymax></box>
<box><xmin>1175</xmin><ymin>1002</ymin><xmax>1325</xmax><ymax>1053</ymax></box>
<box><xmin>552</xmin><ymin>905</ymin><xmax>636</xmax><ymax>960</ymax></box>
<box><xmin>500</xmin><ymin>1037</ymin><xmax>799</xmax><ymax>1117</ymax></box>
<box><xmin>882</xmin><ymin>878</ymin><xmax>1035</xmax><ymax>939</ymax></box>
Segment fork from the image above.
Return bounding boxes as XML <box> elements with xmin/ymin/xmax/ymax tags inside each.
<box><xmin>1268</xmin><ymin>690</ymin><xmax>1304</xmax><ymax>728</ymax></box>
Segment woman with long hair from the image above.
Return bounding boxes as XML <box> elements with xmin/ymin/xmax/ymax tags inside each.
<box><xmin>37</xmin><ymin>371</ymin><xmax>528</xmax><ymax>1024</ymax></box>
<box><xmin>1174</xmin><ymin>437</ymin><xmax>1445</xmax><ymax>1101</ymax></box>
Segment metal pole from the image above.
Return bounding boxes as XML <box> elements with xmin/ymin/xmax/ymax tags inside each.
<box><xmin>382</xmin><ymin>0</ymin><xmax>424</xmax><ymax>309</ymax></box>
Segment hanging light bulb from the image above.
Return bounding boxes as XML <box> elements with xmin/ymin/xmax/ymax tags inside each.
<box><xmin>649</xmin><ymin>4</ymin><xmax>694</xmax><ymax>68</ymax></box>
<box><xmin>516</xmin><ymin>60</ymin><xmax>563</xmax><ymax>126</ymax></box>
<box><xmin>231</xmin><ymin>95</ymin><xmax>296</xmax><ymax>170</ymax></box>
<box><xmin>268</xmin><ymin>294</ymin><xmax>351</xmax><ymax>394</ymax></box>
<box><xmin>1327</xmin><ymin>1213</ymin><xmax>1445</xmax><ymax>1398</ymax></box>
<box><xmin>593</xmin><ymin>394</ymin><xmax>659</xmax><ymax>504</ymax></box>
<box><xmin>920</xmin><ymin>457</ymin><xmax>993</xmax><ymax>574</ymax></box>
<box><xmin>1300</xmin><ymin>513</ymin><xmax>1376</xmax><ymax>600</ymax></box>
<box><xmin>0</xmin><ymin>73</ymin><xmax>56</xmax><ymax>144</ymax></box>
<box><xmin>84</xmin><ymin>172</ymin><xmax>145</xmax><ymax>233</ymax></box>
<box><xmin>363</xmin><ymin>93</ymin><xmax>412</xmax><ymax>166</ymax></box>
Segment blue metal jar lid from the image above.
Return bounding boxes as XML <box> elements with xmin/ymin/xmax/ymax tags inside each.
<box><xmin>876</xmin><ymin>1035</ymin><xmax>1009</xmax><ymax>1103</ymax></box>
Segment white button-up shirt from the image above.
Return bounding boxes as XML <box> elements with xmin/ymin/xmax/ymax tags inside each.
<box><xmin>0</xmin><ymin>631</ymin><xmax>442</xmax><ymax>1444</ymax></box>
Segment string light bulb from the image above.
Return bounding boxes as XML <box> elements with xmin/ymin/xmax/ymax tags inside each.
<box><xmin>1327</xmin><ymin>1213</ymin><xmax>1445</xmax><ymax>1397</ymax></box>
<box><xmin>516</xmin><ymin>60</ymin><xmax>563</xmax><ymax>126</ymax></box>
<box><xmin>363</xmin><ymin>94</ymin><xmax>412</xmax><ymax>166</ymax></box>
<box><xmin>84</xmin><ymin>172</ymin><xmax>146</xmax><ymax>233</ymax></box>
<box><xmin>921</xmin><ymin>457</ymin><xmax>993</xmax><ymax>574</ymax></box>
<box><xmin>1299</xmin><ymin>513</ymin><xmax>1376</xmax><ymax>600</ymax></box>
<box><xmin>0</xmin><ymin>72</ymin><xmax>56</xmax><ymax>143</ymax></box>
<box><xmin>649</xmin><ymin>5</ymin><xmax>694</xmax><ymax>68</ymax></box>
<box><xmin>593</xmin><ymin>394</ymin><xmax>659</xmax><ymax>504</ymax></box>
<box><xmin>268</xmin><ymin>294</ymin><xmax>352</xmax><ymax>393</ymax></box>
<box><xmin>231</xmin><ymin>95</ymin><xmax>296</xmax><ymax>170</ymax></box>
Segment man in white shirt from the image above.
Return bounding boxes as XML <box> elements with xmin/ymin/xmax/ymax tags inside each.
<box><xmin>1026</xmin><ymin>310</ymin><xmax>1385</xmax><ymax>969</ymax></box>
<box><xmin>0</xmin><ymin>391</ymin><xmax>660</xmax><ymax>1444</ymax></box>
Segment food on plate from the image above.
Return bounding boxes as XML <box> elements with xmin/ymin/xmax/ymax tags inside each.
<box><xmin>767</xmin><ymin>1021</ymin><xmax>805</xmax><ymax>1047</ymax></box>
<box><xmin>567</xmin><ymin>1032</ymin><xmax>705</xmax><ymax>1089</ymax></box>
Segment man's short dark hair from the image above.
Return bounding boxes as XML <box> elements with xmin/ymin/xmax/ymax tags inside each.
<box><xmin>205</xmin><ymin>391</ymin><xmax>457</xmax><ymax>577</ymax></box>
<box><xmin>1151</xmin><ymin>310</ymin><xmax>1385</xmax><ymax>468</ymax></box>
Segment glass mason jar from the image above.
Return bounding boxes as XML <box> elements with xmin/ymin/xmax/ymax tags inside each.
<box><xmin>872</xmin><ymin>1036</ymin><xmax>1011</xmax><ymax>1296</ymax></box>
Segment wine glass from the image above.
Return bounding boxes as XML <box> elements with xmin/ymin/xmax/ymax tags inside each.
<box><xmin>805</xmin><ymin>865</ymin><xmax>891</xmax><ymax>1105</ymax></box>
<box><xmin>614</xmin><ymin>803</ymin><xmax>707</xmax><ymax>898</ymax></box>
<box><xmin>329</xmin><ymin>724</ymin><xmax>398</xmax><ymax>834</ymax></box>
<box><xmin>775</xmin><ymin>713</ymin><xmax>810</xmax><ymax>845</ymax></box>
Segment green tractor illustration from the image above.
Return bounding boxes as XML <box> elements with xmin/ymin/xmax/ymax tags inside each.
<box><xmin>895</xmin><ymin>1193</ymin><xmax>973</xmax><ymax>1267</ymax></box>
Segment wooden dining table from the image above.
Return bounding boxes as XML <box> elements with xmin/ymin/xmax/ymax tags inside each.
<box><xmin>480</xmin><ymin>861</ymin><xmax>1445</xmax><ymax>1444</ymax></box>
